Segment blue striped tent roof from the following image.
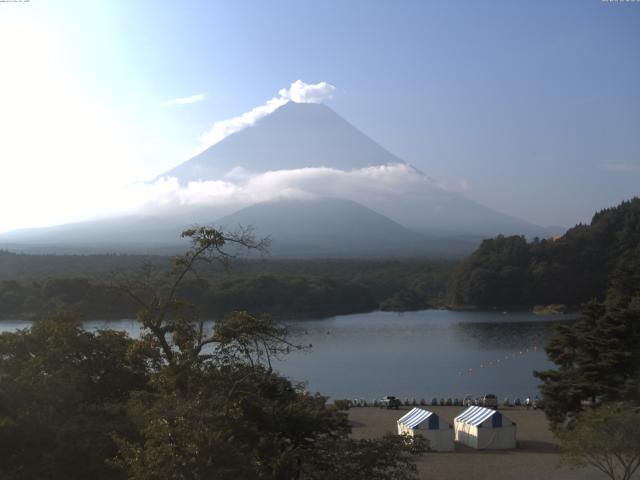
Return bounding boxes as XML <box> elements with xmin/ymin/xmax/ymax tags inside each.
<box><xmin>397</xmin><ymin>408</ymin><xmax>434</xmax><ymax>429</ymax></box>
<box><xmin>454</xmin><ymin>406</ymin><xmax>500</xmax><ymax>426</ymax></box>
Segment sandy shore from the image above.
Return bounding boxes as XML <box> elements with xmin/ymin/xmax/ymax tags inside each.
<box><xmin>349</xmin><ymin>406</ymin><xmax>604</xmax><ymax>480</ymax></box>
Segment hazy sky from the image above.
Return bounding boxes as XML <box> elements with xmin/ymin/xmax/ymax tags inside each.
<box><xmin>1</xmin><ymin>0</ymin><xmax>638</xmax><ymax>232</ymax></box>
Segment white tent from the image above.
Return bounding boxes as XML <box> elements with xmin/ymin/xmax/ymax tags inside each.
<box><xmin>397</xmin><ymin>407</ymin><xmax>454</xmax><ymax>452</ymax></box>
<box><xmin>454</xmin><ymin>406</ymin><xmax>517</xmax><ymax>450</ymax></box>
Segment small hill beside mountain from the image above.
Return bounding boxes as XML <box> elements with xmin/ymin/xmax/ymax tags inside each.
<box><xmin>0</xmin><ymin>198</ymin><xmax>480</xmax><ymax>258</ymax></box>
<box><xmin>216</xmin><ymin>197</ymin><xmax>478</xmax><ymax>258</ymax></box>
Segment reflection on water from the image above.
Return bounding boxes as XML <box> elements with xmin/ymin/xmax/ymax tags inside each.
<box><xmin>0</xmin><ymin>309</ymin><xmax>576</xmax><ymax>401</ymax></box>
<box><xmin>451</xmin><ymin>320</ymin><xmax>574</xmax><ymax>350</ymax></box>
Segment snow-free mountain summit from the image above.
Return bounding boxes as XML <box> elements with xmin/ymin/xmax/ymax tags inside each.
<box><xmin>158</xmin><ymin>102</ymin><xmax>405</xmax><ymax>183</ymax></box>
<box><xmin>157</xmin><ymin>101</ymin><xmax>560</xmax><ymax>239</ymax></box>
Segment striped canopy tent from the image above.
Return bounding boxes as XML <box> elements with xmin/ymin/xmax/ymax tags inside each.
<box><xmin>454</xmin><ymin>406</ymin><xmax>517</xmax><ymax>450</ymax></box>
<box><xmin>397</xmin><ymin>408</ymin><xmax>454</xmax><ymax>451</ymax></box>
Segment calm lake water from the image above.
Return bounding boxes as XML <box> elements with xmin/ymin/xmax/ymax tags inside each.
<box><xmin>0</xmin><ymin>310</ymin><xmax>574</xmax><ymax>401</ymax></box>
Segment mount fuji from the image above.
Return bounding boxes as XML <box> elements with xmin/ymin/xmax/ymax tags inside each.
<box><xmin>0</xmin><ymin>101</ymin><xmax>562</xmax><ymax>257</ymax></box>
<box><xmin>158</xmin><ymin>101</ymin><xmax>404</xmax><ymax>182</ymax></box>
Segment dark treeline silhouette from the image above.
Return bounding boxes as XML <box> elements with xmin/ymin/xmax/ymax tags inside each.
<box><xmin>0</xmin><ymin>255</ymin><xmax>453</xmax><ymax>320</ymax></box>
<box><xmin>531</xmin><ymin>200</ymin><xmax>640</xmax><ymax>458</ymax></box>
<box><xmin>447</xmin><ymin>198</ymin><xmax>640</xmax><ymax>308</ymax></box>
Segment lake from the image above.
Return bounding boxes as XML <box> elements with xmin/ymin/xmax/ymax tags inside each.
<box><xmin>0</xmin><ymin>309</ymin><xmax>574</xmax><ymax>401</ymax></box>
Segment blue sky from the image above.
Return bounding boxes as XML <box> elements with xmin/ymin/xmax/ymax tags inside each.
<box><xmin>0</xmin><ymin>0</ymin><xmax>638</xmax><ymax>231</ymax></box>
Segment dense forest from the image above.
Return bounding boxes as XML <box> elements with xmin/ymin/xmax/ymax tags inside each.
<box><xmin>1</xmin><ymin>197</ymin><xmax>638</xmax><ymax>320</ymax></box>
<box><xmin>530</xmin><ymin>203</ymin><xmax>640</xmax><ymax>479</ymax></box>
<box><xmin>0</xmin><ymin>253</ymin><xmax>453</xmax><ymax>320</ymax></box>
<box><xmin>447</xmin><ymin>198</ymin><xmax>640</xmax><ymax>309</ymax></box>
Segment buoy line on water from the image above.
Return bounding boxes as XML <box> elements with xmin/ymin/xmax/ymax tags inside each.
<box><xmin>457</xmin><ymin>345</ymin><xmax>540</xmax><ymax>376</ymax></box>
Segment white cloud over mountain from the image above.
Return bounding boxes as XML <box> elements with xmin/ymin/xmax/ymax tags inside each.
<box><xmin>278</xmin><ymin>80</ymin><xmax>336</xmax><ymax>103</ymax></box>
<box><xmin>118</xmin><ymin>163</ymin><xmax>437</xmax><ymax>214</ymax></box>
<box><xmin>197</xmin><ymin>80</ymin><xmax>336</xmax><ymax>153</ymax></box>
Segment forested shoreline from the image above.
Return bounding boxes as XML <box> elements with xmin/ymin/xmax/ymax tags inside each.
<box><xmin>0</xmin><ymin>255</ymin><xmax>453</xmax><ymax>320</ymax></box>
<box><xmin>446</xmin><ymin>198</ymin><xmax>640</xmax><ymax>309</ymax></box>
<box><xmin>1</xmin><ymin>198</ymin><xmax>638</xmax><ymax>320</ymax></box>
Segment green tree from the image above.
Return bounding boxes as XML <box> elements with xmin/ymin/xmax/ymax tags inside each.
<box><xmin>303</xmin><ymin>434</ymin><xmax>427</xmax><ymax>480</ymax></box>
<box><xmin>534</xmin><ymin>230</ymin><xmax>640</xmax><ymax>428</ymax></box>
<box><xmin>0</xmin><ymin>313</ymin><xmax>152</xmax><ymax>480</ymax></box>
<box><xmin>534</xmin><ymin>301</ymin><xmax>640</xmax><ymax>427</ymax></box>
<box><xmin>558</xmin><ymin>403</ymin><xmax>640</xmax><ymax>480</ymax></box>
<box><xmin>1</xmin><ymin>227</ymin><xmax>427</xmax><ymax>479</ymax></box>
<box><xmin>448</xmin><ymin>197</ymin><xmax>640</xmax><ymax>308</ymax></box>
<box><xmin>109</xmin><ymin>226</ymin><xmax>426</xmax><ymax>479</ymax></box>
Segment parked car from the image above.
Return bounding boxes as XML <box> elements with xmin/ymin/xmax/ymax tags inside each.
<box><xmin>463</xmin><ymin>394</ymin><xmax>475</xmax><ymax>406</ymax></box>
<box><xmin>379</xmin><ymin>395</ymin><xmax>401</xmax><ymax>409</ymax></box>
<box><xmin>480</xmin><ymin>394</ymin><xmax>498</xmax><ymax>409</ymax></box>
<box><xmin>533</xmin><ymin>395</ymin><xmax>544</xmax><ymax>410</ymax></box>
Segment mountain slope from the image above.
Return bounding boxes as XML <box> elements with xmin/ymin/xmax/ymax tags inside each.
<box><xmin>0</xmin><ymin>101</ymin><xmax>563</xmax><ymax>256</ymax></box>
<box><xmin>352</xmin><ymin>188</ymin><xmax>561</xmax><ymax>238</ymax></box>
<box><xmin>215</xmin><ymin>197</ymin><xmax>478</xmax><ymax>258</ymax></box>
<box><xmin>0</xmin><ymin>198</ymin><xmax>480</xmax><ymax>258</ymax></box>
<box><xmin>0</xmin><ymin>215</ymin><xmax>191</xmax><ymax>254</ymax></box>
<box><xmin>158</xmin><ymin>102</ymin><xmax>404</xmax><ymax>183</ymax></box>
<box><xmin>157</xmin><ymin>101</ymin><xmax>558</xmax><ymax>239</ymax></box>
